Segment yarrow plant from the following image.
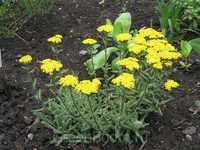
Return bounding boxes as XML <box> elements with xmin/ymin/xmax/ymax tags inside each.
<box><xmin>47</xmin><ymin>34</ymin><xmax>64</xmax><ymax>55</ymax></box>
<box><xmin>25</xmin><ymin>13</ymin><xmax>182</xmax><ymax>145</ymax></box>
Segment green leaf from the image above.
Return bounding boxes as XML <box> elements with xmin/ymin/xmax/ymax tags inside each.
<box><xmin>112</xmin><ymin>12</ymin><xmax>132</xmax><ymax>37</ymax></box>
<box><xmin>189</xmin><ymin>38</ymin><xmax>200</xmax><ymax>54</ymax></box>
<box><xmin>111</xmin><ymin>57</ymin><xmax>120</xmax><ymax>72</ymax></box>
<box><xmin>106</xmin><ymin>19</ymin><xmax>112</xmax><ymax>25</ymax></box>
<box><xmin>195</xmin><ymin>100</ymin><xmax>200</xmax><ymax>112</ymax></box>
<box><xmin>84</xmin><ymin>47</ymin><xmax>119</xmax><ymax>74</ymax></box>
<box><xmin>180</xmin><ymin>40</ymin><xmax>192</xmax><ymax>57</ymax></box>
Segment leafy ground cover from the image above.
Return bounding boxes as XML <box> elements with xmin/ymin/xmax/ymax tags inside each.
<box><xmin>0</xmin><ymin>0</ymin><xmax>200</xmax><ymax>150</ymax></box>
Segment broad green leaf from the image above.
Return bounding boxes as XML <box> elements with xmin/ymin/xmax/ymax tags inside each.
<box><xmin>180</xmin><ymin>40</ymin><xmax>192</xmax><ymax>57</ymax></box>
<box><xmin>112</xmin><ymin>12</ymin><xmax>132</xmax><ymax>37</ymax></box>
<box><xmin>111</xmin><ymin>57</ymin><xmax>120</xmax><ymax>72</ymax></box>
<box><xmin>84</xmin><ymin>47</ymin><xmax>119</xmax><ymax>74</ymax></box>
<box><xmin>189</xmin><ymin>38</ymin><xmax>200</xmax><ymax>54</ymax></box>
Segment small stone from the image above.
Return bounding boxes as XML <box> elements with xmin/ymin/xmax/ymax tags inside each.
<box><xmin>27</xmin><ymin>133</ymin><xmax>34</xmax><ymax>140</ymax></box>
<box><xmin>182</xmin><ymin>126</ymin><xmax>197</xmax><ymax>135</ymax></box>
<box><xmin>24</xmin><ymin>116</ymin><xmax>33</xmax><ymax>125</ymax></box>
<box><xmin>186</xmin><ymin>134</ymin><xmax>192</xmax><ymax>141</ymax></box>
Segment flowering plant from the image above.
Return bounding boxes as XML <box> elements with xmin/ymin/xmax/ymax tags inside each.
<box><xmin>27</xmin><ymin>13</ymin><xmax>182</xmax><ymax>145</ymax></box>
<box><xmin>47</xmin><ymin>34</ymin><xmax>64</xmax><ymax>55</ymax></box>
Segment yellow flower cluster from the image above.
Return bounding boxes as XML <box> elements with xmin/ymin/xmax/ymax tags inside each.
<box><xmin>19</xmin><ymin>55</ymin><xmax>32</xmax><ymax>64</ymax></box>
<box><xmin>97</xmin><ymin>25</ymin><xmax>113</xmax><ymax>33</ymax></box>
<box><xmin>82</xmin><ymin>38</ymin><xmax>97</xmax><ymax>45</ymax></box>
<box><xmin>75</xmin><ymin>79</ymin><xmax>101</xmax><ymax>95</ymax></box>
<box><xmin>127</xmin><ymin>28</ymin><xmax>182</xmax><ymax>70</ymax></box>
<box><xmin>59</xmin><ymin>75</ymin><xmax>79</xmax><ymax>88</ymax></box>
<box><xmin>47</xmin><ymin>34</ymin><xmax>63</xmax><ymax>44</ymax></box>
<box><xmin>132</xmin><ymin>34</ymin><xmax>147</xmax><ymax>44</ymax></box>
<box><xmin>145</xmin><ymin>39</ymin><xmax>182</xmax><ymax>69</ymax></box>
<box><xmin>128</xmin><ymin>44</ymin><xmax>147</xmax><ymax>54</ymax></box>
<box><xmin>164</xmin><ymin>79</ymin><xmax>180</xmax><ymax>91</ymax></box>
<box><xmin>138</xmin><ymin>28</ymin><xmax>164</xmax><ymax>39</ymax></box>
<box><xmin>116</xmin><ymin>33</ymin><xmax>132</xmax><ymax>42</ymax></box>
<box><xmin>40</xmin><ymin>59</ymin><xmax>63</xmax><ymax>75</ymax></box>
<box><xmin>112</xmin><ymin>73</ymin><xmax>135</xmax><ymax>89</ymax></box>
<box><xmin>116</xmin><ymin>57</ymin><xmax>139</xmax><ymax>71</ymax></box>
<box><xmin>58</xmin><ymin>74</ymin><xmax>101</xmax><ymax>95</ymax></box>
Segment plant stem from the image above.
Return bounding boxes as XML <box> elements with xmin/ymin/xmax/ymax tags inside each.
<box><xmin>120</xmin><ymin>88</ymin><xmax>125</xmax><ymax>114</ymax></box>
<box><xmin>0</xmin><ymin>49</ymin><xmax>2</xmax><ymax>68</ymax></box>
<box><xmin>69</xmin><ymin>88</ymin><xmax>92</xmax><ymax>127</ymax></box>
<box><xmin>89</xmin><ymin>47</ymin><xmax>95</xmax><ymax>76</ymax></box>
<box><xmin>103</xmin><ymin>34</ymin><xmax>108</xmax><ymax>80</ymax></box>
<box><xmin>87</xmin><ymin>96</ymin><xmax>102</xmax><ymax>132</ymax></box>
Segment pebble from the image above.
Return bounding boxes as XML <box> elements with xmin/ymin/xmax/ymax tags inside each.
<box><xmin>24</xmin><ymin>116</ymin><xmax>33</xmax><ymax>125</ymax></box>
<box><xmin>186</xmin><ymin>134</ymin><xmax>192</xmax><ymax>141</ymax></box>
<box><xmin>27</xmin><ymin>133</ymin><xmax>34</xmax><ymax>140</ymax></box>
<box><xmin>182</xmin><ymin>126</ymin><xmax>197</xmax><ymax>135</ymax></box>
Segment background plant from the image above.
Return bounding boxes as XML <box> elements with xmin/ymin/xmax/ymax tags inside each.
<box><xmin>179</xmin><ymin>38</ymin><xmax>200</xmax><ymax>68</ymax></box>
<box><xmin>157</xmin><ymin>0</ymin><xmax>181</xmax><ymax>41</ymax></box>
<box><xmin>157</xmin><ymin>0</ymin><xmax>200</xmax><ymax>41</ymax></box>
<box><xmin>0</xmin><ymin>0</ymin><xmax>55</xmax><ymax>38</ymax></box>
<box><xmin>172</xmin><ymin>0</ymin><xmax>200</xmax><ymax>30</ymax></box>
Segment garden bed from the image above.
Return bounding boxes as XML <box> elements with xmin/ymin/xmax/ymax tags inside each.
<box><xmin>0</xmin><ymin>0</ymin><xmax>200</xmax><ymax>150</ymax></box>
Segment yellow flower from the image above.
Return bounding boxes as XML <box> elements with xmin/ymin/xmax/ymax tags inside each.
<box><xmin>59</xmin><ymin>75</ymin><xmax>79</xmax><ymax>88</ymax></box>
<box><xmin>145</xmin><ymin>53</ymin><xmax>161</xmax><ymax>65</ymax></box>
<box><xmin>116</xmin><ymin>57</ymin><xmax>140</xmax><ymax>71</ymax></box>
<box><xmin>19</xmin><ymin>55</ymin><xmax>32</xmax><ymax>64</ymax></box>
<box><xmin>82</xmin><ymin>38</ymin><xmax>97</xmax><ymax>45</ymax></box>
<box><xmin>138</xmin><ymin>28</ymin><xmax>164</xmax><ymax>39</ymax></box>
<box><xmin>128</xmin><ymin>44</ymin><xmax>147</xmax><ymax>54</ymax></box>
<box><xmin>164</xmin><ymin>61</ymin><xmax>173</xmax><ymax>67</ymax></box>
<box><xmin>112</xmin><ymin>73</ymin><xmax>135</xmax><ymax>89</ymax></box>
<box><xmin>152</xmin><ymin>62</ymin><xmax>163</xmax><ymax>70</ymax></box>
<box><xmin>116</xmin><ymin>33</ymin><xmax>132</xmax><ymax>42</ymax></box>
<box><xmin>40</xmin><ymin>59</ymin><xmax>63</xmax><ymax>75</ymax></box>
<box><xmin>132</xmin><ymin>34</ymin><xmax>146</xmax><ymax>45</ymax></box>
<box><xmin>47</xmin><ymin>34</ymin><xmax>63</xmax><ymax>44</ymax></box>
<box><xmin>164</xmin><ymin>80</ymin><xmax>180</xmax><ymax>91</ymax></box>
<box><xmin>55</xmin><ymin>34</ymin><xmax>63</xmax><ymax>39</ymax></box>
<box><xmin>92</xmin><ymin>78</ymin><xmax>101</xmax><ymax>87</ymax></box>
<box><xmin>97</xmin><ymin>25</ymin><xmax>113</xmax><ymax>33</ymax></box>
<box><xmin>75</xmin><ymin>78</ymin><xmax>101</xmax><ymax>95</ymax></box>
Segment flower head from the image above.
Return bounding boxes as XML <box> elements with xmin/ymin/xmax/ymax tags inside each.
<box><xmin>75</xmin><ymin>78</ymin><xmax>101</xmax><ymax>95</ymax></box>
<box><xmin>132</xmin><ymin>34</ymin><xmax>146</xmax><ymax>45</ymax></box>
<box><xmin>116</xmin><ymin>33</ymin><xmax>132</xmax><ymax>42</ymax></box>
<box><xmin>48</xmin><ymin>34</ymin><xmax>63</xmax><ymax>44</ymax></box>
<box><xmin>82</xmin><ymin>38</ymin><xmax>97</xmax><ymax>45</ymax></box>
<box><xmin>40</xmin><ymin>59</ymin><xmax>63</xmax><ymax>75</ymax></box>
<box><xmin>138</xmin><ymin>28</ymin><xmax>164</xmax><ymax>39</ymax></box>
<box><xmin>19</xmin><ymin>55</ymin><xmax>32</xmax><ymax>64</ymax></box>
<box><xmin>97</xmin><ymin>25</ymin><xmax>113</xmax><ymax>33</ymax></box>
<box><xmin>112</xmin><ymin>73</ymin><xmax>135</xmax><ymax>89</ymax></box>
<box><xmin>128</xmin><ymin>44</ymin><xmax>147</xmax><ymax>54</ymax></box>
<box><xmin>164</xmin><ymin>80</ymin><xmax>180</xmax><ymax>91</ymax></box>
<box><xmin>116</xmin><ymin>57</ymin><xmax>140</xmax><ymax>71</ymax></box>
<box><xmin>59</xmin><ymin>75</ymin><xmax>79</xmax><ymax>88</ymax></box>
